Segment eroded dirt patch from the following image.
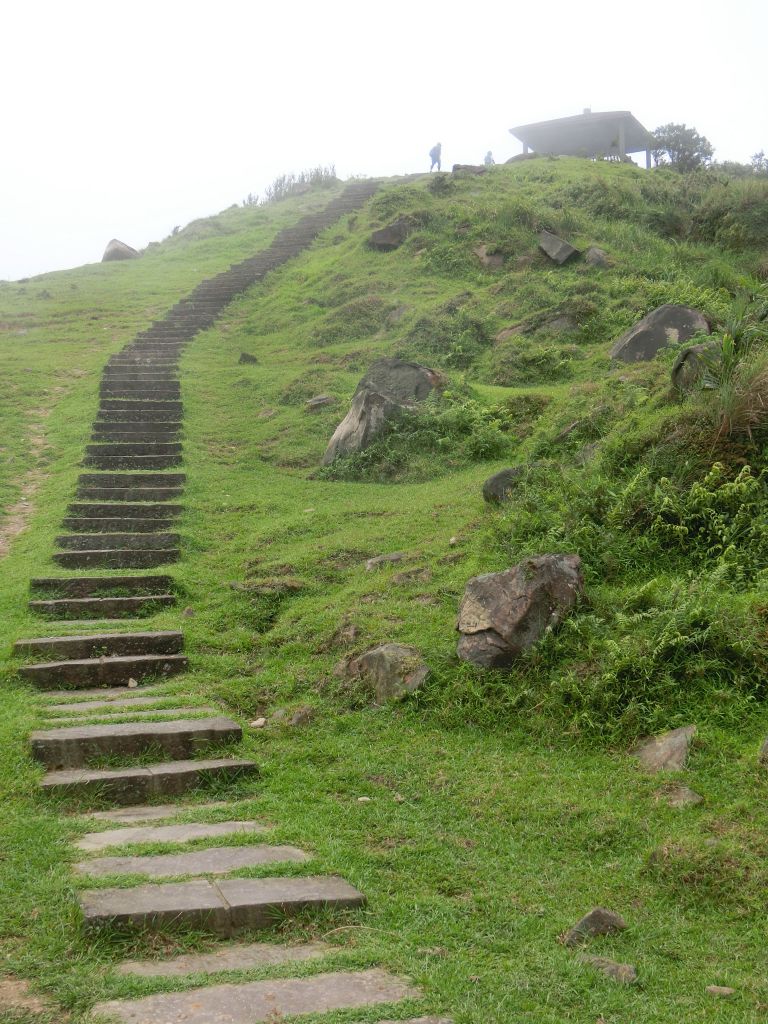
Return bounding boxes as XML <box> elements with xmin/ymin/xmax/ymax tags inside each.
<box><xmin>0</xmin><ymin>408</ymin><xmax>50</xmax><ymax>559</ymax></box>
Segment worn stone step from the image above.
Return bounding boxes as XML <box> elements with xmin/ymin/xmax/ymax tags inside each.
<box><xmin>30</xmin><ymin>576</ymin><xmax>174</xmax><ymax>598</ymax></box>
<box><xmin>29</xmin><ymin>594</ymin><xmax>174</xmax><ymax>618</ymax></box>
<box><xmin>82</xmin><ymin>455</ymin><xmax>183</xmax><ymax>470</ymax></box>
<box><xmin>53</xmin><ymin>549</ymin><xmax>179</xmax><ymax>570</ymax></box>
<box><xmin>79</xmin><ymin>472</ymin><xmax>186</xmax><ymax>488</ymax></box>
<box><xmin>93</xmin><ymin>422</ymin><xmax>182</xmax><ymax>433</ymax></box>
<box><xmin>62</xmin><ymin>517</ymin><xmax>176</xmax><ymax>533</ymax></box>
<box><xmin>56</xmin><ymin>532</ymin><xmax>180</xmax><ymax>551</ymax></box>
<box><xmin>97</xmin><ymin>409</ymin><xmax>181</xmax><ymax>423</ymax></box>
<box><xmin>42</xmin><ymin>685</ymin><xmax>165</xmax><ymax>701</ymax></box>
<box><xmin>14</xmin><ymin>631</ymin><xmax>183</xmax><ymax>660</ymax></box>
<box><xmin>41</xmin><ymin>756</ymin><xmax>258</xmax><ymax>803</ymax></box>
<box><xmin>80</xmin><ymin>875</ymin><xmax>365</xmax><ymax>934</ymax></box>
<box><xmin>91</xmin><ymin>432</ymin><xmax>181</xmax><ymax>444</ymax></box>
<box><xmin>75</xmin><ymin>843</ymin><xmax>308</xmax><ymax>878</ymax></box>
<box><xmin>85</xmin><ymin>443</ymin><xmax>182</xmax><ymax>457</ymax></box>
<box><xmin>77</xmin><ymin>819</ymin><xmax>266</xmax><ymax>852</ymax></box>
<box><xmin>44</xmin><ymin>706</ymin><xmax>217</xmax><ymax>727</ymax></box>
<box><xmin>100</xmin><ymin>389</ymin><xmax>182</xmax><ymax>401</ymax></box>
<box><xmin>116</xmin><ymin>939</ymin><xmax>329</xmax><ymax>977</ymax></box>
<box><xmin>47</xmin><ymin>694</ymin><xmax>182</xmax><ymax>715</ymax></box>
<box><xmin>31</xmin><ymin>716</ymin><xmax>241</xmax><ymax>768</ymax></box>
<box><xmin>85</xmin><ymin>800</ymin><xmax>229</xmax><ymax>824</ymax></box>
<box><xmin>67</xmin><ymin>502</ymin><xmax>183</xmax><ymax>520</ymax></box>
<box><xmin>20</xmin><ymin>652</ymin><xmax>188</xmax><ymax>688</ymax></box>
<box><xmin>92</xmin><ymin>969</ymin><xmax>416</xmax><ymax>1023</ymax></box>
<box><xmin>100</xmin><ymin>400</ymin><xmax>183</xmax><ymax>413</ymax></box>
<box><xmin>102</xmin><ymin>370</ymin><xmax>179</xmax><ymax>378</ymax></box>
<box><xmin>77</xmin><ymin>486</ymin><xmax>184</xmax><ymax>502</ymax></box>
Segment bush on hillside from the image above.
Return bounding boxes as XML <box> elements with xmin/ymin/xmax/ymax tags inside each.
<box><xmin>403</xmin><ymin>308</ymin><xmax>493</xmax><ymax>370</ymax></box>
<box><xmin>311</xmin><ymin>295</ymin><xmax>392</xmax><ymax>346</ymax></box>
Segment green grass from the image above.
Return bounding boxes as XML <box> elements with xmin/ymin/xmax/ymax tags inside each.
<box><xmin>2</xmin><ymin>162</ymin><xmax>768</xmax><ymax>1022</ymax></box>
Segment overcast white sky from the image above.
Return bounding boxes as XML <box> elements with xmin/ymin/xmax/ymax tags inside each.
<box><xmin>2</xmin><ymin>0</ymin><xmax>766</xmax><ymax>281</ymax></box>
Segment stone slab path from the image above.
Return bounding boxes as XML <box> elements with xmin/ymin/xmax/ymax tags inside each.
<box><xmin>10</xmin><ymin>182</ymin><xmax>451</xmax><ymax>1022</ymax></box>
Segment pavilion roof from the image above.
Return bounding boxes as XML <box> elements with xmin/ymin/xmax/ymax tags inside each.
<box><xmin>510</xmin><ymin>110</ymin><xmax>651</xmax><ymax>156</ymax></box>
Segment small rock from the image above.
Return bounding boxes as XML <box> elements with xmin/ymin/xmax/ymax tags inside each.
<box><xmin>394</xmin><ymin>793</ymin><xmax>406</xmax><ymax>803</ymax></box>
<box><xmin>584</xmin><ymin>246</ymin><xmax>611</xmax><ymax>268</ymax></box>
<box><xmin>482</xmin><ymin>466</ymin><xmax>526</xmax><ymax>504</ymax></box>
<box><xmin>127</xmin><ymin>678</ymin><xmax>138</xmax><ymax>689</ymax></box>
<box><xmin>632</xmin><ymin>725</ymin><xmax>696</xmax><ymax>772</ymax></box>
<box><xmin>452</xmin><ymin>163</ymin><xmax>487</xmax><ymax>175</ymax></box>
<box><xmin>671</xmin><ymin>341</ymin><xmax>721</xmax><ymax>392</ymax></box>
<box><xmin>347</xmin><ymin>643</ymin><xmax>430</xmax><ymax>703</ymax></box>
<box><xmin>759</xmin><ymin>737</ymin><xmax>768</xmax><ymax>766</ymax></box>
<box><xmin>449</xmin><ymin>536</ymin><xmax>458</xmax><ymax>546</ymax></box>
<box><xmin>182</xmin><ymin>606</ymin><xmax>195</xmax><ymax>618</ymax></box>
<box><xmin>270</xmin><ymin>708</ymin><xmax>288</xmax><ymax>723</ymax></box>
<box><xmin>706</xmin><ymin>985</ymin><xmax>735</xmax><ymax>997</ymax></box>
<box><xmin>305</xmin><ymin>394</ymin><xmax>335</xmax><ymax>412</ymax></box>
<box><xmin>393</xmin><ymin>567</ymin><xmax>432</xmax><ymax>585</ymax></box>
<box><xmin>238</xmin><ymin>352</ymin><xmax>259</xmax><ymax>365</ymax></box>
<box><xmin>357</xmin><ymin>796</ymin><xmax>372</xmax><ymax>803</ymax></box>
<box><xmin>656</xmin><ymin>783</ymin><xmax>703</xmax><ymax>808</ymax></box>
<box><xmin>250</xmin><ymin>717</ymin><xmax>267</xmax><ymax>728</ymax></box>
<box><xmin>473</xmin><ymin>244</ymin><xmax>504</xmax><ymax>270</ymax></box>
<box><xmin>538</xmin><ymin>230</ymin><xmax>580</xmax><ymax>265</ymax></box>
<box><xmin>577</xmin><ymin>955</ymin><xmax>637</xmax><ymax>984</ymax></box>
<box><xmin>333</xmin><ymin>623</ymin><xmax>360</xmax><ymax>646</ymax></box>
<box><xmin>563</xmin><ymin>907</ymin><xmax>627</xmax><ymax>948</ymax></box>
<box><xmin>365</xmin><ymin>552</ymin><xmax>406</xmax><ymax>571</ymax></box>
<box><xmin>368</xmin><ymin>218</ymin><xmax>413</xmax><ymax>252</ymax></box>
<box><xmin>289</xmin><ymin>706</ymin><xmax>315</xmax><ymax>727</ymax></box>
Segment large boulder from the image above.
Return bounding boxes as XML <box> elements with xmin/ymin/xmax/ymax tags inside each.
<box><xmin>368</xmin><ymin>218</ymin><xmax>413</xmax><ymax>252</ymax></box>
<box><xmin>456</xmin><ymin>554</ymin><xmax>584</xmax><ymax>668</ymax></box>
<box><xmin>102</xmin><ymin>238</ymin><xmax>139</xmax><ymax>262</ymax></box>
<box><xmin>538</xmin><ymin>230</ymin><xmax>580</xmax><ymax>265</ymax></box>
<box><xmin>671</xmin><ymin>341</ymin><xmax>721</xmax><ymax>391</ymax></box>
<box><xmin>482</xmin><ymin>466</ymin><xmax>526</xmax><ymax>504</ymax></box>
<box><xmin>322</xmin><ymin>357</ymin><xmax>443</xmax><ymax>465</ymax></box>
<box><xmin>610</xmin><ymin>304</ymin><xmax>710</xmax><ymax>362</ymax></box>
<box><xmin>347</xmin><ymin>643</ymin><xmax>430</xmax><ymax>703</ymax></box>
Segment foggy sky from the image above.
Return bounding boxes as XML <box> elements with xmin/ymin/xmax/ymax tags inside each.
<box><xmin>2</xmin><ymin>0</ymin><xmax>766</xmax><ymax>281</ymax></box>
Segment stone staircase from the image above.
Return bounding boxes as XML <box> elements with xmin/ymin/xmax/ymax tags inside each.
<box><xmin>11</xmin><ymin>181</ymin><xmax>452</xmax><ymax>1023</ymax></box>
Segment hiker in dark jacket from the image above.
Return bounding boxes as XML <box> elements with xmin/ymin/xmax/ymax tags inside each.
<box><xmin>429</xmin><ymin>142</ymin><xmax>442</xmax><ymax>172</ymax></box>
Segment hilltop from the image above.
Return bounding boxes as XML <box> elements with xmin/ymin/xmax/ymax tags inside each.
<box><xmin>1</xmin><ymin>159</ymin><xmax>768</xmax><ymax>1023</ymax></box>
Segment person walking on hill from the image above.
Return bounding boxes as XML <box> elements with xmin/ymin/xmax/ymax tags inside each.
<box><xmin>429</xmin><ymin>142</ymin><xmax>442</xmax><ymax>172</ymax></box>
<box><xmin>484</xmin><ymin>150</ymin><xmax>495</xmax><ymax>167</ymax></box>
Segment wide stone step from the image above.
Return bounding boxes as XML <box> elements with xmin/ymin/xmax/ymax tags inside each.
<box><xmin>47</xmin><ymin>694</ymin><xmax>182</xmax><ymax>714</ymax></box>
<box><xmin>91</xmin><ymin>969</ymin><xmax>416</xmax><ymax>1023</ymax></box>
<box><xmin>100</xmin><ymin>388</ymin><xmax>182</xmax><ymax>401</ymax></box>
<box><xmin>67</xmin><ymin>502</ymin><xmax>183</xmax><ymax>520</ymax></box>
<box><xmin>20</xmin><ymin>652</ymin><xmax>188</xmax><ymax>688</ymax></box>
<box><xmin>97</xmin><ymin>409</ymin><xmax>181</xmax><ymax>423</ymax></box>
<box><xmin>40</xmin><ymin>756</ymin><xmax>258</xmax><ymax>803</ymax></box>
<box><xmin>102</xmin><ymin>370</ymin><xmax>179</xmax><ymax>379</ymax></box>
<box><xmin>30</xmin><ymin>593</ymin><xmax>174</xmax><ymax>618</ymax></box>
<box><xmin>62</xmin><ymin>517</ymin><xmax>176</xmax><ymax>533</ymax></box>
<box><xmin>30</xmin><ymin>575</ymin><xmax>174</xmax><ymax>598</ymax></box>
<box><xmin>82</xmin><ymin>455</ymin><xmax>182</xmax><ymax>470</ymax></box>
<box><xmin>116</xmin><ymin>939</ymin><xmax>329</xmax><ymax>977</ymax></box>
<box><xmin>85</xmin><ymin>800</ymin><xmax>229</xmax><ymax>824</ymax></box>
<box><xmin>75</xmin><ymin>843</ymin><xmax>309</xmax><ymax>878</ymax></box>
<box><xmin>53</xmin><ymin>549</ymin><xmax>179</xmax><ymax>569</ymax></box>
<box><xmin>91</xmin><ymin>432</ymin><xmax>181</xmax><ymax>444</ymax></box>
<box><xmin>77</xmin><ymin>819</ymin><xmax>267</xmax><ymax>852</ymax></box>
<box><xmin>100</xmin><ymin>400</ymin><xmax>183</xmax><ymax>414</ymax></box>
<box><xmin>79</xmin><ymin>472</ymin><xmax>186</xmax><ymax>489</ymax></box>
<box><xmin>76</xmin><ymin>486</ymin><xmax>184</xmax><ymax>502</ymax></box>
<box><xmin>85</xmin><ymin>443</ymin><xmax>182</xmax><ymax>457</ymax></box>
<box><xmin>44</xmin><ymin>706</ymin><xmax>217</xmax><ymax>726</ymax></box>
<box><xmin>31</xmin><ymin>716</ymin><xmax>241</xmax><ymax>768</ymax></box>
<box><xmin>14</xmin><ymin>630</ymin><xmax>183</xmax><ymax>660</ymax></box>
<box><xmin>41</xmin><ymin>685</ymin><xmax>165</xmax><ymax>701</ymax></box>
<box><xmin>56</xmin><ymin>532</ymin><xmax>180</xmax><ymax>550</ymax></box>
<box><xmin>93</xmin><ymin>422</ymin><xmax>182</xmax><ymax>432</ymax></box>
<box><xmin>80</xmin><ymin>875</ymin><xmax>365</xmax><ymax>934</ymax></box>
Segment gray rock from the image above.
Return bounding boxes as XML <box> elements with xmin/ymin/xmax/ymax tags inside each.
<box><xmin>577</xmin><ymin>955</ymin><xmax>637</xmax><ymax>984</ymax></box>
<box><xmin>657</xmin><ymin>783</ymin><xmax>704</xmax><ymax>808</ymax></box>
<box><xmin>238</xmin><ymin>352</ymin><xmax>259</xmax><ymax>364</ymax></box>
<box><xmin>585</xmin><ymin>246</ymin><xmax>611</xmax><ymax>268</ymax></box>
<box><xmin>305</xmin><ymin>394</ymin><xmax>335</xmax><ymax>412</ymax></box>
<box><xmin>365</xmin><ymin>552</ymin><xmax>406</xmax><ymax>571</ymax></box>
<box><xmin>75</xmin><ymin>844</ymin><xmax>309</xmax><ymax>878</ymax></box>
<box><xmin>368</xmin><ymin>218</ymin><xmax>413</xmax><ymax>252</ymax></box>
<box><xmin>632</xmin><ymin>725</ymin><xmax>696</xmax><ymax>772</ymax></box>
<box><xmin>482</xmin><ymin>466</ymin><xmax>526</xmax><ymax>504</ymax></box>
<box><xmin>671</xmin><ymin>341</ymin><xmax>721</xmax><ymax>391</ymax></box>
<box><xmin>76</xmin><ymin>819</ymin><xmax>267</xmax><ymax>853</ymax></box>
<box><xmin>474</xmin><ymin>244</ymin><xmax>504</xmax><ymax>269</ymax></box>
<box><xmin>452</xmin><ymin>164</ymin><xmax>487</xmax><ymax>175</ymax></box>
<box><xmin>538</xmin><ymin>230</ymin><xmax>580</xmax><ymax>265</ymax></box>
<box><xmin>758</xmin><ymin>736</ymin><xmax>768</xmax><ymax>766</ymax></box>
<box><xmin>540</xmin><ymin>314</ymin><xmax>578</xmax><ymax>334</ymax></box>
<box><xmin>102</xmin><ymin>238</ymin><xmax>139</xmax><ymax>262</ymax></box>
<box><xmin>118</xmin><ymin>940</ymin><xmax>330</xmax><ymax>977</ymax></box>
<box><xmin>609</xmin><ymin>304</ymin><xmax>710</xmax><ymax>362</ymax></box>
<box><xmin>456</xmin><ymin>555</ymin><xmax>585</xmax><ymax>668</ymax></box>
<box><xmin>323</xmin><ymin>358</ymin><xmax>443</xmax><ymax>464</ymax></box>
<box><xmin>289</xmin><ymin>706</ymin><xmax>315</xmax><ymax>727</ymax></box>
<box><xmin>706</xmin><ymin>985</ymin><xmax>736</xmax><ymax>997</ymax></box>
<box><xmin>563</xmin><ymin>907</ymin><xmax>627</xmax><ymax>948</ymax></box>
<box><xmin>348</xmin><ymin>643</ymin><xmax>430</xmax><ymax>703</ymax></box>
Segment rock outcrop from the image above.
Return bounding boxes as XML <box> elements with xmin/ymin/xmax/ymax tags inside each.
<box><xmin>538</xmin><ymin>230</ymin><xmax>580</xmax><ymax>265</ymax></box>
<box><xmin>368</xmin><ymin>218</ymin><xmax>413</xmax><ymax>252</ymax></box>
<box><xmin>631</xmin><ymin>725</ymin><xmax>696</xmax><ymax>771</ymax></box>
<box><xmin>347</xmin><ymin>643</ymin><xmax>430</xmax><ymax>703</ymax></box>
<box><xmin>482</xmin><ymin>466</ymin><xmax>527</xmax><ymax>504</ymax></box>
<box><xmin>563</xmin><ymin>907</ymin><xmax>627</xmax><ymax>948</ymax></box>
<box><xmin>102</xmin><ymin>239</ymin><xmax>139</xmax><ymax>262</ymax></box>
<box><xmin>456</xmin><ymin>555</ymin><xmax>584</xmax><ymax>668</ymax></box>
<box><xmin>322</xmin><ymin>358</ymin><xmax>443</xmax><ymax>465</ymax></box>
<box><xmin>671</xmin><ymin>341</ymin><xmax>721</xmax><ymax>391</ymax></box>
<box><xmin>610</xmin><ymin>304</ymin><xmax>710</xmax><ymax>362</ymax></box>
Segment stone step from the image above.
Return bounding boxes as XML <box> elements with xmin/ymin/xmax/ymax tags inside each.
<box><xmin>41</xmin><ymin>756</ymin><xmax>258</xmax><ymax>803</ymax></box>
<box><xmin>81</xmin><ymin>455</ymin><xmax>182</xmax><ymax>470</ymax></box>
<box><xmin>44</xmin><ymin>706</ymin><xmax>217</xmax><ymax>726</ymax></box>
<box><xmin>30</xmin><ymin>593</ymin><xmax>175</xmax><ymax>618</ymax></box>
<box><xmin>41</xmin><ymin>685</ymin><xmax>165</xmax><ymax>701</ymax></box>
<box><xmin>77</xmin><ymin>486</ymin><xmax>184</xmax><ymax>502</ymax></box>
<box><xmin>116</xmin><ymin>939</ymin><xmax>329</xmax><ymax>977</ymax></box>
<box><xmin>97</xmin><ymin>409</ymin><xmax>181</xmax><ymax>423</ymax></box>
<box><xmin>80</xmin><ymin>875</ymin><xmax>366</xmax><ymax>934</ymax></box>
<box><xmin>77</xmin><ymin>819</ymin><xmax>266</xmax><ymax>851</ymax></box>
<box><xmin>93</xmin><ymin>422</ymin><xmax>182</xmax><ymax>432</ymax></box>
<box><xmin>14</xmin><ymin>630</ymin><xmax>183</xmax><ymax>660</ymax></box>
<box><xmin>47</xmin><ymin>695</ymin><xmax>183</xmax><ymax>714</ymax></box>
<box><xmin>62</xmin><ymin>517</ymin><xmax>176</xmax><ymax>533</ymax></box>
<box><xmin>91</xmin><ymin>969</ymin><xmax>416</xmax><ymax>1023</ymax></box>
<box><xmin>85</xmin><ymin>800</ymin><xmax>229</xmax><ymax>824</ymax></box>
<box><xmin>20</xmin><ymin>652</ymin><xmax>188</xmax><ymax>688</ymax></box>
<box><xmin>31</xmin><ymin>716</ymin><xmax>241</xmax><ymax>768</ymax></box>
<box><xmin>67</xmin><ymin>503</ymin><xmax>183</xmax><ymax>519</ymax></box>
<box><xmin>75</xmin><ymin>843</ymin><xmax>309</xmax><ymax>878</ymax></box>
<box><xmin>30</xmin><ymin>575</ymin><xmax>174</xmax><ymax>598</ymax></box>
<box><xmin>56</xmin><ymin>532</ymin><xmax>180</xmax><ymax>550</ymax></box>
<box><xmin>53</xmin><ymin>549</ymin><xmax>179</xmax><ymax>569</ymax></box>
<box><xmin>102</xmin><ymin>371</ymin><xmax>179</xmax><ymax>379</ymax></box>
<box><xmin>100</xmin><ymin>388</ymin><xmax>182</xmax><ymax>400</ymax></box>
<box><xmin>91</xmin><ymin>432</ymin><xmax>181</xmax><ymax>444</ymax></box>
<box><xmin>79</xmin><ymin>472</ymin><xmax>186</xmax><ymax>489</ymax></box>
<box><xmin>85</xmin><ymin>443</ymin><xmax>182</xmax><ymax>457</ymax></box>
<box><xmin>100</xmin><ymin>400</ymin><xmax>183</xmax><ymax>413</ymax></box>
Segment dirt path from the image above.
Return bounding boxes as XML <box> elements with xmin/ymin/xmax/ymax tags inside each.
<box><xmin>0</xmin><ymin>409</ymin><xmax>50</xmax><ymax>559</ymax></box>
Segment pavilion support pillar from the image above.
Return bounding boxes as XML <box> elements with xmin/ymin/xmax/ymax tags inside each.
<box><xmin>645</xmin><ymin>147</ymin><xmax>652</xmax><ymax>169</ymax></box>
<box><xmin>618</xmin><ymin>120</ymin><xmax>626</xmax><ymax>160</ymax></box>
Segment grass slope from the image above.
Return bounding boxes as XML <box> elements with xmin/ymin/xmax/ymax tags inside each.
<box><xmin>1</xmin><ymin>162</ymin><xmax>768</xmax><ymax>1022</ymax></box>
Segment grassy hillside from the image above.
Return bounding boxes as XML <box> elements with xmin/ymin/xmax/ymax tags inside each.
<box><xmin>2</xmin><ymin>160</ymin><xmax>768</xmax><ymax>1022</ymax></box>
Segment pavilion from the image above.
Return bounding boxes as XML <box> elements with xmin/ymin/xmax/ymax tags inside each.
<box><xmin>510</xmin><ymin>110</ymin><xmax>652</xmax><ymax>168</ymax></box>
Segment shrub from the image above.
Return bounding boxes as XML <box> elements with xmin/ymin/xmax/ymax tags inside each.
<box><xmin>404</xmin><ymin>308</ymin><xmax>493</xmax><ymax>370</ymax></box>
<box><xmin>311</xmin><ymin>295</ymin><xmax>391</xmax><ymax>346</ymax></box>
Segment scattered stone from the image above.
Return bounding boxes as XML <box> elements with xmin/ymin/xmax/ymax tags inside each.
<box><xmin>127</xmin><ymin>678</ymin><xmax>138</xmax><ymax>689</ymax></box>
<box><xmin>538</xmin><ymin>230</ymin><xmax>580</xmax><ymax>265</ymax></box>
<box><xmin>333</xmin><ymin>622</ymin><xmax>360</xmax><ymax>646</ymax></box>
<box><xmin>449</xmin><ymin>536</ymin><xmax>458</xmax><ymax>546</ymax></box>
<box><xmin>577</xmin><ymin>955</ymin><xmax>637</xmax><ymax>984</ymax></box>
<box><xmin>393</xmin><ymin>567</ymin><xmax>432</xmax><ymax>585</ymax></box>
<box><xmin>656</xmin><ymin>782</ymin><xmax>703</xmax><ymax>808</ymax></box>
<box><xmin>671</xmin><ymin>341</ymin><xmax>721</xmax><ymax>391</ymax></box>
<box><xmin>182</xmin><ymin>606</ymin><xmax>195</xmax><ymax>617</ymax></box>
<box><xmin>758</xmin><ymin>737</ymin><xmax>768</xmax><ymax>765</ymax></box>
<box><xmin>347</xmin><ymin>643</ymin><xmax>430</xmax><ymax>703</ymax></box>
<box><xmin>584</xmin><ymin>246</ymin><xmax>611</xmax><ymax>268</ymax></box>
<box><xmin>250</xmin><ymin>717</ymin><xmax>267</xmax><ymax>728</ymax></box>
<box><xmin>452</xmin><ymin>164</ymin><xmax>486</xmax><ymax>175</ymax></box>
<box><xmin>365</xmin><ymin>552</ymin><xmax>406</xmax><ymax>571</ymax></box>
<box><xmin>357</xmin><ymin>796</ymin><xmax>372</xmax><ymax>803</ymax></box>
<box><xmin>289</xmin><ymin>706</ymin><xmax>315</xmax><ymax>727</ymax></box>
<box><xmin>631</xmin><ymin>725</ymin><xmax>696</xmax><ymax>772</ymax></box>
<box><xmin>563</xmin><ymin>907</ymin><xmax>627</xmax><ymax>948</ymax></box>
<box><xmin>270</xmin><ymin>708</ymin><xmax>288</xmax><ymax>723</ymax></box>
<box><xmin>323</xmin><ymin>358</ymin><xmax>444</xmax><ymax>464</ymax></box>
<box><xmin>238</xmin><ymin>352</ymin><xmax>259</xmax><ymax>365</ymax></box>
<box><xmin>118</xmin><ymin>941</ymin><xmax>330</xmax><ymax>977</ymax></box>
<box><xmin>482</xmin><ymin>466</ymin><xmax>527</xmax><ymax>504</ymax></box>
<box><xmin>514</xmin><ymin>254</ymin><xmax>535</xmax><ymax>270</ymax></box>
<box><xmin>610</xmin><ymin>304</ymin><xmax>710</xmax><ymax>362</ymax></box>
<box><xmin>102</xmin><ymin>238</ymin><xmax>139</xmax><ymax>262</ymax></box>
<box><xmin>473</xmin><ymin>244</ymin><xmax>504</xmax><ymax>269</ymax></box>
<box><xmin>305</xmin><ymin>394</ymin><xmax>336</xmax><ymax>412</ymax></box>
<box><xmin>368</xmin><ymin>218</ymin><xmax>413</xmax><ymax>252</ymax></box>
<box><xmin>457</xmin><ymin>555</ymin><xmax>585</xmax><ymax>668</ymax></box>
<box><xmin>706</xmin><ymin>985</ymin><xmax>736</xmax><ymax>997</ymax></box>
